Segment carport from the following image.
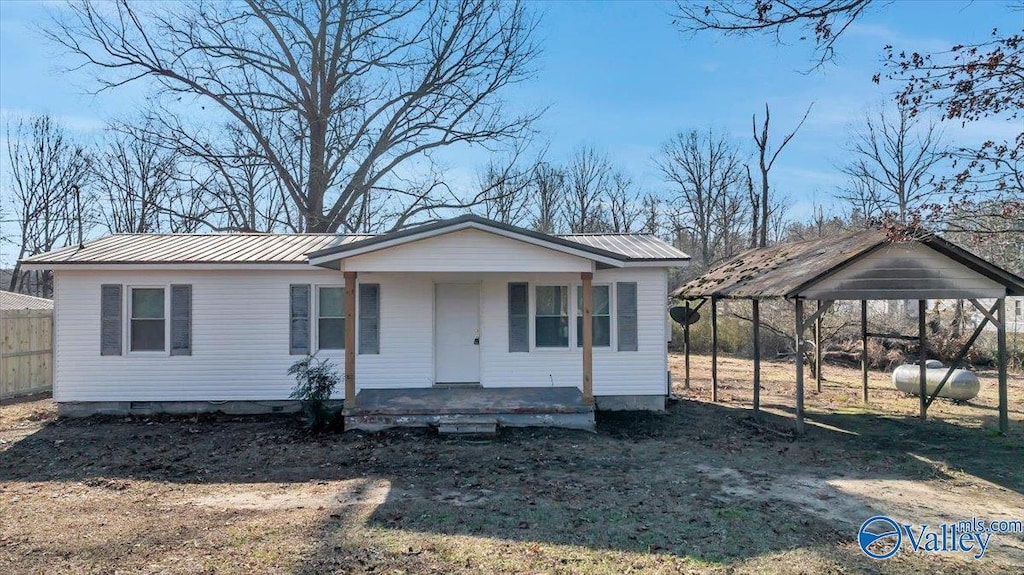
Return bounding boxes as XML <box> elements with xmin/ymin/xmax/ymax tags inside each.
<box><xmin>671</xmin><ymin>229</ymin><xmax>1024</xmax><ymax>435</ymax></box>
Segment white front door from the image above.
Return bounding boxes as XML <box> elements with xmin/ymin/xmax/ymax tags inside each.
<box><xmin>434</xmin><ymin>283</ymin><xmax>481</xmax><ymax>384</ymax></box>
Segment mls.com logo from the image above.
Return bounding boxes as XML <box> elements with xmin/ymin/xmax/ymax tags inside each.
<box><xmin>858</xmin><ymin>516</ymin><xmax>903</xmax><ymax>559</ymax></box>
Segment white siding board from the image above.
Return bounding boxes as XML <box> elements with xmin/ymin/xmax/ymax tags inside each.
<box><xmin>53</xmin><ymin>266</ymin><xmax>669</xmax><ymax>403</ymax></box>
<box><xmin>342</xmin><ymin>229</ymin><xmax>593</xmax><ymax>273</ymax></box>
<box><xmin>801</xmin><ymin>243</ymin><xmax>1005</xmax><ymax>300</ymax></box>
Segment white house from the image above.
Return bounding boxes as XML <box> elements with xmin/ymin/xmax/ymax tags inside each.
<box><xmin>20</xmin><ymin>215</ymin><xmax>689</xmax><ymax>429</ymax></box>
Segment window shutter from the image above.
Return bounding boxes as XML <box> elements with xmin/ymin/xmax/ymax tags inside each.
<box><xmin>290</xmin><ymin>284</ymin><xmax>311</xmax><ymax>355</ymax></box>
<box><xmin>508</xmin><ymin>282</ymin><xmax>529</xmax><ymax>352</ymax></box>
<box><xmin>100</xmin><ymin>284</ymin><xmax>122</xmax><ymax>356</ymax></box>
<box><xmin>358</xmin><ymin>283</ymin><xmax>380</xmax><ymax>355</ymax></box>
<box><xmin>170</xmin><ymin>284</ymin><xmax>192</xmax><ymax>356</ymax></box>
<box><xmin>616</xmin><ymin>282</ymin><xmax>638</xmax><ymax>352</ymax></box>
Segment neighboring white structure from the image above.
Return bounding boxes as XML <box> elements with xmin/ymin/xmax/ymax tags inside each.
<box><xmin>20</xmin><ymin>216</ymin><xmax>689</xmax><ymax>416</ymax></box>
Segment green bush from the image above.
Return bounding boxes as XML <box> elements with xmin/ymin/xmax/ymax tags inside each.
<box><xmin>288</xmin><ymin>355</ymin><xmax>343</xmax><ymax>431</ymax></box>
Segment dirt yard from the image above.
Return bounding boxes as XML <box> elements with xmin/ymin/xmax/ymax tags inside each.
<box><xmin>1</xmin><ymin>355</ymin><xmax>1022</xmax><ymax>574</ymax></box>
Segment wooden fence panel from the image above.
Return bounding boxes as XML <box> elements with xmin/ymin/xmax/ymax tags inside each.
<box><xmin>1</xmin><ymin>310</ymin><xmax>53</xmax><ymax>399</ymax></box>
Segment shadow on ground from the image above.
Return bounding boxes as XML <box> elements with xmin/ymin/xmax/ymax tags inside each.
<box><xmin>4</xmin><ymin>395</ymin><xmax>1021</xmax><ymax>572</ymax></box>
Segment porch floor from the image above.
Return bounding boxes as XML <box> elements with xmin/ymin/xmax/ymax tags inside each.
<box><xmin>343</xmin><ymin>386</ymin><xmax>595</xmax><ymax>432</ymax></box>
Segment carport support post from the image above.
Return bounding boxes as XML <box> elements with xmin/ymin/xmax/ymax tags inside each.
<box><xmin>344</xmin><ymin>271</ymin><xmax>357</xmax><ymax>408</ymax></box>
<box><xmin>752</xmin><ymin>299</ymin><xmax>761</xmax><ymax>420</ymax></box>
<box><xmin>581</xmin><ymin>272</ymin><xmax>594</xmax><ymax>405</ymax></box>
<box><xmin>919</xmin><ymin>299</ymin><xmax>927</xmax><ymax>421</ymax></box>
<box><xmin>794</xmin><ymin>298</ymin><xmax>805</xmax><ymax>435</ymax></box>
<box><xmin>711</xmin><ymin>296</ymin><xmax>719</xmax><ymax>402</ymax></box>
<box><xmin>683</xmin><ymin>301</ymin><xmax>691</xmax><ymax>389</ymax></box>
<box><xmin>815</xmin><ymin>300</ymin><xmax>823</xmax><ymax>392</ymax></box>
<box><xmin>861</xmin><ymin>300</ymin><xmax>868</xmax><ymax>402</ymax></box>
<box><xmin>998</xmin><ymin>297</ymin><xmax>1008</xmax><ymax>434</ymax></box>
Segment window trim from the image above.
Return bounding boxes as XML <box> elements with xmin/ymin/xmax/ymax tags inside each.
<box><xmin>126</xmin><ymin>285</ymin><xmax>169</xmax><ymax>355</ymax></box>
<box><xmin>532</xmin><ymin>283</ymin><xmax>572</xmax><ymax>350</ymax></box>
<box><xmin>314</xmin><ymin>284</ymin><xmax>346</xmax><ymax>353</ymax></box>
<box><xmin>576</xmin><ymin>282</ymin><xmax>613</xmax><ymax>348</ymax></box>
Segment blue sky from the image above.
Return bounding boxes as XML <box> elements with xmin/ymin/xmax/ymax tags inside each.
<box><xmin>1</xmin><ymin>0</ymin><xmax>1022</xmax><ymax>230</ymax></box>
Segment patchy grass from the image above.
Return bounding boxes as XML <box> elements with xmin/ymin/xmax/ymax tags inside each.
<box><xmin>1</xmin><ymin>355</ymin><xmax>1022</xmax><ymax>574</ymax></box>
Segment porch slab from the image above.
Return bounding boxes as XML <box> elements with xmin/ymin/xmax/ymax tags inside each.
<box><xmin>343</xmin><ymin>387</ymin><xmax>595</xmax><ymax>432</ymax></box>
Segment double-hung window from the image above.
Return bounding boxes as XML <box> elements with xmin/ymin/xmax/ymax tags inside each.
<box><xmin>129</xmin><ymin>287</ymin><xmax>166</xmax><ymax>352</ymax></box>
<box><xmin>535</xmin><ymin>285</ymin><xmax>569</xmax><ymax>347</ymax></box>
<box><xmin>317</xmin><ymin>286</ymin><xmax>345</xmax><ymax>350</ymax></box>
<box><xmin>577</xmin><ymin>284</ymin><xmax>611</xmax><ymax>347</ymax></box>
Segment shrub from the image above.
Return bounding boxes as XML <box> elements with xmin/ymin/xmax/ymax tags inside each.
<box><xmin>288</xmin><ymin>355</ymin><xmax>343</xmax><ymax>431</ymax></box>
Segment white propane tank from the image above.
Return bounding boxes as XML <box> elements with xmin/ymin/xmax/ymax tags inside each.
<box><xmin>892</xmin><ymin>362</ymin><xmax>980</xmax><ymax>401</ymax></box>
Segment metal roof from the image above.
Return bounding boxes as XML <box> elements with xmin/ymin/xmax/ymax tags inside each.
<box><xmin>672</xmin><ymin>229</ymin><xmax>1024</xmax><ymax>299</ymax></box>
<box><xmin>0</xmin><ymin>290</ymin><xmax>53</xmax><ymax>310</ymax></box>
<box><xmin>561</xmin><ymin>234</ymin><xmax>687</xmax><ymax>260</ymax></box>
<box><xmin>20</xmin><ymin>216</ymin><xmax>690</xmax><ymax>266</ymax></box>
<box><xmin>21</xmin><ymin>234</ymin><xmax>370</xmax><ymax>264</ymax></box>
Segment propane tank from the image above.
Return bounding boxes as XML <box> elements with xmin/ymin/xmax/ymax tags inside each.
<box><xmin>892</xmin><ymin>361</ymin><xmax>980</xmax><ymax>401</ymax></box>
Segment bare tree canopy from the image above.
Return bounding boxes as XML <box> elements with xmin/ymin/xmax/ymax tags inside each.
<box><xmin>751</xmin><ymin>102</ymin><xmax>811</xmax><ymax>247</ymax></box>
<box><xmin>563</xmin><ymin>145</ymin><xmax>612</xmax><ymax>233</ymax></box>
<box><xmin>837</xmin><ymin>104</ymin><xmax>947</xmax><ymax>224</ymax></box>
<box><xmin>47</xmin><ymin>0</ymin><xmax>540</xmax><ymax>233</ymax></box>
<box><xmin>673</xmin><ymin>0</ymin><xmax>874</xmax><ymax>67</ymax></box>
<box><xmin>655</xmin><ymin>129</ymin><xmax>747</xmax><ymax>268</ymax></box>
<box><xmin>4</xmin><ymin>115</ymin><xmax>93</xmax><ymax>295</ymax></box>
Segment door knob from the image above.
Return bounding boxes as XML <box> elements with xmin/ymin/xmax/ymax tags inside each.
<box><xmin>473</xmin><ymin>336</ymin><xmax>480</xmax><ymax>345</ymax></box>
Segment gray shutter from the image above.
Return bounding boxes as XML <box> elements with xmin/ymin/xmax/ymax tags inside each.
<box><xmin>100</xmin><ymin>284</ymin><xmax>122</xmax><ymax>356</ymax></box>
<box><xmin>617</xmin><ymin>282</ymin><xmax>638</xmax><ymax>352</ymax></box>
<box><xmin>170</xmin><ymin>284</ymin><xmax>192</xmax><ymax>356</ymax></box>
<box><xmin>508</xmin><ymin>282</ymin><xmax>529</xmax><ymax>352</ymax></box>
<box><xmin>358</xmin><ymin>283</ymin><xmax>380</xmax><ymax>355</ymax></box>
<box><xmin>289</xmin><ymin>284</ymin><xmax>311</xmax><ymax>355</ymax></box>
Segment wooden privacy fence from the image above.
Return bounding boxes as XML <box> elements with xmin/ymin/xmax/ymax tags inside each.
<box><xmin>1</xmin><ymin>309</ymin><xmax>53</xmax><ymax>399</ymax></box>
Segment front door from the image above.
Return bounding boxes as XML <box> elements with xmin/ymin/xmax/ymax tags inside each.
<box><xmin>434</xmin><ymin>283</ymin><xmax>481</xmax><ymax>384</ymax></box>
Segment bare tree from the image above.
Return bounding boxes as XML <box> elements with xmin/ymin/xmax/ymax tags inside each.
<box><xmin>837</xmin><ymin>104</ymin><xmax>947</xmax><ymax>224</ymax></box>
<box><xmin>751</xmin><ymin>103</ymin><xmax>812</xmax><ymax>247</ymax></box>
<box><xmin>4</xmin><ymin>115</ymin><xmax>93</xmax><ymax>296</ymax></box>
<box><xmin>640</xmin><ymin>193</ymin><xmax>662</xmax><ymax>236</ymax></box>
<box><xmin>655</xmin><ymin>129</ymin><xmax>746</xmax><ymax>268</ymax></box>
<box><xmin>674</xmin><ymin>0</ymin><xmax>874</xmax><ymax>68</ymax></box>
<box><xmin>476</xmin><ymin>158</ymin><xmax>531</xmax><ymax>226</ymax></box>
<box><xmin>563</xmin><ymin>146</ymin><xmax>612</xmax><ymax>233</ymax></box>
<box><xmin>48</xmin><ymin>0</ymin><xmax>540</xmax><ymax>233</ymax></box>
<box><xmin>605</xmin><ymin>172</ymin><xmax>642</xmax><ymax>233</ymax></box>
<box><xmin>528</xmin><ymin>162</ymin><xmax>564</xmax><ymax>233</ymax></box>
<box><xmin>94</xmin><ymin>124</ymin><xmax>183</xmax><ymax>233</ymax></box>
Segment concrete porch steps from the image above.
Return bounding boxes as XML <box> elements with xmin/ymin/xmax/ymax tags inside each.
<box><xmin>437</xmin><ymin>416</ymin><xmax>499</xmax><ymax>435</ymax></box>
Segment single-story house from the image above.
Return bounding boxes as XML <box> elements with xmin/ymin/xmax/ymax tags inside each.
<box><xmin>20</xmin><ymin>215</ymin><xmax>689</xmax><ymax>429</ymax></box>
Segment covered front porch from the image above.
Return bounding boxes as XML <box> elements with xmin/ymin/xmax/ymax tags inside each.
<box><xmin>342</xmin><ymin>386</ymin><xmax>596</xmax><ymax>432</ymax></box>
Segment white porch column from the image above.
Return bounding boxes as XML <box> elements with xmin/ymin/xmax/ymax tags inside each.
<box><xmin>344</xmin><ymin>271</ymin><xmax>357</xmax><ymax>407</ymax></box>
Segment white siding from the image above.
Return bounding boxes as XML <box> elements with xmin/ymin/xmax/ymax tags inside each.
<box><xmin>342</xmin><ymin>229</ymin><xmax>593</xmax><ymax>273</ymax></box>
<box><xmin>53</xmin><ymin>267</ymin><xmax>669</xmax><ymax>402</ymax></box>
<box><xmin>801</xmin><ymin>243</ymin><xmax>1006</xmax><ymax>300</ymax></box>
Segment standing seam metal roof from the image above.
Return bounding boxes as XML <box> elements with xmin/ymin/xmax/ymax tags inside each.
<box><xmin>0</xmin><ymin>290</ymin><xmax>54</xmax><ymax>310</ymax></box>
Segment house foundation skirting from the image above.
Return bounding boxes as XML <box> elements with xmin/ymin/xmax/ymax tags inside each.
<box><xmin>594</xmin><ymin>395</ymin><xmax>666</xmax><ymax>411</ymax></box>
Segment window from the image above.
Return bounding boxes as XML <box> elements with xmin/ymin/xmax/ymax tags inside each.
<box><xmin>535</xmin><ymin>285</ymin><xmax>569</xmax><ymax>347</ymax></box>
<box><xmin>577</xmin><ymin>284</ymin><xmax>611</xmax><ymax>347</ymax></box>
<box><xmin>130</xmin><ymin>287</ymin><xmax>165</xmax><ymax>352</ymax></box>
<box><xmin>318</xmin><ymin>286</ymin><xmax>345</xmax><ymax>350</ymax></box>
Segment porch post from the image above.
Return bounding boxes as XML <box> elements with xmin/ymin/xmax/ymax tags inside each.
<box><xmin>581</xmin><ymin>272</ymin><xmax>594</xmax><ymax>405</ymax></box>
<box><xmin>683</xmin><ymin>300</ymin><xmax>691</xmax><ymax>389</ymax></box>
<box><xmin>344</xmin><ymin>271</ymin><xmax>357</xmax><ymax>407</ymax></box>
<box><xmin>752</xmin><ymin>298</ymin><xmax>761</xmax><ymax>420</ymax></box>
<box><xmin>814</xmin><ymin>300</ymin><xmax>823</xmax><ymax>392</ymax></box>
<box><xmin>711</xmin><ymin>296</ymin><xmax>719</xmax><ymax>402</ymax></box>
<box><xmin>998</xmin><ymin>297</ymin><xmax>1008</xmax><ymax>435</ymax></box>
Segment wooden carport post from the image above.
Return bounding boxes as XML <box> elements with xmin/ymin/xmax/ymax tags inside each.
<box><xmin>814</xmin><ymin>300</ymin><xmax>823</xmax><ymax>392</ymax></box>
<box><xmin>918</xmin><ymin>299</ymin><xmax>927</xmax><ymax>421</ymax></box>
<box><xmin>752</xmin><ymin>299</ymin><xmax>761</xmax><ymax>420</ymax></box>
<box><xmin>683</xmin><ymin>300</ymin><xmax>691</xmax><ymax>389</ymax></box>
<box><xmin>344</xmin><ymin>271</ymin><xmax>358</xmax><ymax>408</ymax></box>
<box><xmin>581</xmin><ymin>272</ymin><xmax>594</xmax><ymax>405</ymax></box>
<box><xmin>998</xmin><ymin>297</ymin><xmax>1009</xmax><ymax>434</ymax></box>
<box><xmin>711</xmin><ymin>296</ymin><xmax>719</xmax><ymax>402</ymax></box>
<box><xmin>794</xmin><ymin>298</ymin><xmax>805</xmax><ymax>434</ymax></box>
<box><xmin>861</xmin><ymin>300</ymin><xmax>869</xmax><ymax>402</ymax></box>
